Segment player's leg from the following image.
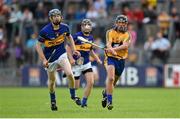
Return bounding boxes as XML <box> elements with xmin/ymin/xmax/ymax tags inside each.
<box><xmin>58</xmin><ymin>54</ymin><xmax>75</xmax><ymax>95</ymax></box>
<box><xmin>47</xmin><ymin>71</ymin><xmax>58</xmax><ymax>111</ymax></box>
<box><xmin>113</xmin><ymin>59</ymin><xmax>125</xmax><ymax>87</ymax></box>
<box><xmin>75</xmin><ymin>77</ymin><xmax>80</xmax><ymax>89</ymax></box>
<box><xmin>62</xmin><ymin>68</ymin><xmax>80</xmax><ymax>89</ymax></box>
<box><xmin>73</xmin><ymin>77</ymin><xmax>80</xmax><ymax>105</ymax></box>
<box><xmin>107</xmin><ymin>59</ymin><xmax>125</xmax><ymax>110</ymax></box>
<box><xmin>106</xmin><ymin>64</ymin><xmax>115</xmax><ymax>110</ymax></box>
<box><xmin>101</xmin><ymin>88</ymin><xmax>107</xmax><ymax>107</ymax></box>
<box><xmin>92</xmin><ymin>65</ymin><xmax>99</xmax><ymax>82</ymax></box>
<box><xmin>72</xmin><ymin>65</ymin><xmax>81</xmax><ymax>90</ymax></box>
<box><xmin>101</xmin><ymin>59</ymin><xmax>108</xmax><ymax>108</ymax></box>
<box><xmin>62</xmin><ymin>68</ymin><xmax>81</xmax><ymax>92</ymax></box>
<box><xmin>102</xmin><ymin>73</ymin><xmax>118</xmax><ymax>108</ymax></box>
<box><xmin>81</xmin><ymin>68</ymin><xmax>94</xmax><ymax>107</ymax></box>
<box><xmin>58</xmin><ymin>54</ymin><xmax>81</xmax><ymax>105</ymax></box>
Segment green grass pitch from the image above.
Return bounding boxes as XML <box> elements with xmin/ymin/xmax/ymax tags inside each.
<box><xmin>0</xmin><ymin>87</ymin><xmax>180</xmax><ymax>118</ymax></box>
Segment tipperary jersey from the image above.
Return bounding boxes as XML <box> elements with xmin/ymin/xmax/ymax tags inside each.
<box><xmin>38</xmin><ymin>23</ymin><xmax>70</xmax><ymax>62</ymax></box>
<box><xmin>106</xmin><ymin>29</ymin><xmax>130</xmax><ymax>59</ymax></box>
<box><xmin>73</xmin><ymin>31</ymin><xmax>94</xmax><ymax>65</ymax></box>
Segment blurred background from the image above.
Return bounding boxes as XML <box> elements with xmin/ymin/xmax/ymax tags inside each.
<box><xmin>0</xmin><ymin>0</ymin><xmax>180</xmax><ymax>88</ymax></box>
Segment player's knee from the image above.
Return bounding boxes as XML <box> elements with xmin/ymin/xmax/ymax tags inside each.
<box><xmin>75</xmin><ymin>81</ymin><xmax>80</xmax><ymax>89</ymax></box>
<box><xmin>66</xmin><ymin>74</ymin><xmax>75</xmax><ymax>82</ymax></box>
<box><xmin>49</xmin><ymin>77</ymin><xmax>56</xmax><ymax>81</ymax></box>
<box><xmin>48</xmin><ymin>73</ymin><xmax>56</xmax><ymax>81</ymax></box>
<box><xmin>48</xmin><ymin>81</ymin><xmax>55</xmax><ymax>92</ymax></box>
<box><xmin>108</xmin><ymin>77</ymin><xmax>114</xmax><ymax>83</ymax></box>
<box><xmin>67</xmin><ymin>73</ymin><xmax>73</xmax><ymax>79</ymax></box>
<box><xmin>49</xmin><ymin>86</ymin><xmax>55</xmax><ymax>93</ymax></box>
<box><xmin>49</xmin><ymin>80</ymin><xmax>55</xmax><ymax>87</ymax></box>
<box><xmin>87</xmin><ymin>79</ymin><xmax>94</xmax><ymax>88</ymax></box>
<box><xmin>75</xmin><ymin>83</ymin><xmax>80</xmax><ymax>89</ymax></box>
<box><xmin>65</xmin><ymin>71</ymin><xmax>73</xmax><ymax>78</ymax></box>
<box><xmin>49</xmin><ymin>74</ymin><xmax>55</xmax><ymax>81</ymax></box>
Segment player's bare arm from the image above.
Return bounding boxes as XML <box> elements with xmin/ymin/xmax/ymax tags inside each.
<box><xmin>36</xmin><ymin>42</ymin><xmax>48</xmax><ymax>67</ymax></box>
<box><xmin>66</xmin><ymin>45</ymin><xmax>75</xmax><ymax>65</ymax></box>
<box><xmin>66</xmin><ymin>35</ymin><xmax>80</xmax><ymax>57</ymax></box>
<box><xmin>105</xmin><ymin>30</ymin><xmax>117</xmax><ymax>55</ymax></box>
<box><xmin>106</xmin><ymin>40</ymin><xmax>117</xmax><ymax>56</ymax></box>
<box><xmin>90</xmin><ymin>50</ymin><xmax>102</xmax><ymax>64</ymax></box>
<box><xmin>112</xmin><ymin>40</ymin><xmax>130</xmax><ymax>51</ymax></box>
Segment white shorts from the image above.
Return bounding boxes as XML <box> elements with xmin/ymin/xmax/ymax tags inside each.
<box><xmin>72</xmin><ymin>62</ymin><xmax>92</xmax><ymax>78</ymax></box>
<box><xmin>46</xmin><ymin>53</ymin><xmax>68</xmax><ymax>72</ymax></box>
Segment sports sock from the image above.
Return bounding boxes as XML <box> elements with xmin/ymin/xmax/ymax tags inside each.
<box><xmin>82</xmin><ymin>97</ymin><xmax>87</xmax><ymax>106</ymax></box>
<box><xmin>69</xmin><ymin>88</ymin><xmax>75</xmax><ymax>99</ymax></box>
<box><xmin>107</xmin><ymin>94</ymin><xmax>112</xmax><ymax>104</ymax></box>
<box><xmin>50</xmin><ymin>92</ymin><xmax>56</xmax><ymax>103</ymax></box>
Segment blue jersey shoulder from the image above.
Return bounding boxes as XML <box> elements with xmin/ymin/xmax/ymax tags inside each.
<box><xmin>41</xmin><ymin>23</ymin><xmax>51</xmax><ymax>33</ymax></box>
<box><xmin>60</xmin><ymin>23</ymin><xmax>69</xmax><ymax>30</ymax></box>
<box><xmin>73</xmin><ymin>31</ymin><xmax>82</xmax><ymax>37</ymax></box>
<box><xmin>39</xmin><ymin>23</ymin><xmax>51</xmax><ymax>39</ymax></box>
<box><xmin>60</xmin><ymin>23</ymin><xmax>70</xmax><ymax>35</ymax></box>
<box><xmin>60</xmin><ymin>23</ymin><xmax>69</xmax><ymax>28</ymax></box>
<box><xmin>72</xmin><ymin>32</ymin><xmax>82</xmax><ymax>42</ymax></box>
<box><xmin>88</xmin><ymin>34</ymin><xmax>94</xmax><ymax>41</ymax></box>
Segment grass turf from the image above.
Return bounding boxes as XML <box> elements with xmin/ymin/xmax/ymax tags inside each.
<box><xmin>0</xmin><ymin>87</ymin><xmax>180</xmax><ymax>118</ymax></box>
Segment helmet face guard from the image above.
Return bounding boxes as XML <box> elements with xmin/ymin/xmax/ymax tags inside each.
<box><xmin>49</xmin><ymin>9</ymin><xmax>62</xmax><ymax>25</ymax></box>
<box><xmin>114</xmin><ymin>15</ymin><xmax>128</xmax><ymax>32</ymax></box>
<box><xmin>81</xmin><ymin>19</ymin><xmax>92</xmax><ymax>34</ymax></box>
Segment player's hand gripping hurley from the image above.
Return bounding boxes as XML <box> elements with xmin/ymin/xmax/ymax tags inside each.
<box><xmin>44</xmin><ymin>49</ymin><xmax>58</xmax><ymax>72</ymax></box>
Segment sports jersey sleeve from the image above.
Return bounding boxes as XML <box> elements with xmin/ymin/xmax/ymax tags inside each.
<box><xmin>72</xmin><ymin>33</ymin><xmax>78</xmax><ymax>43</ymax></box>
<box><xmin>106</xmin><ymin>30</ymin><xmax>113</xmax><ymax>43</ymax></box>
<box><xmin>123</xmin><ymin>32</ymin><xmax>131</xmax><ymax>42</ymax></box>
<box><xmin>38</xmin><ymin>29</ymin><xmax>47</xmax><ymax>43</ymax></box>
<box><xmin>64</xmin><ymin>25</ymin><xmax>70</xmax><ymax>36</ymax></box>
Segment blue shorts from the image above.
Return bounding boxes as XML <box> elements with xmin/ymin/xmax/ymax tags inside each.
<box><xmin>107</xmin><ymin>57</ymin><xmax>125</xmax><ymax>76</ymax></box>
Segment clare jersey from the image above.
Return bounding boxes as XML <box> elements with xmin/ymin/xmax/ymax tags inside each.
<box><xmin>38</xmin><ymin>23</ymin><xmax>70</xmax><ymax>62</ymax></box>
<box><xmin>106</xmin><ymin>29</ymin><xmax>130</xmax><ymax>59</ymax></box>
<box><xmin>73</xmin><ymin>31</ymin><xmax>94</xmax><ymax>65</ymax></box>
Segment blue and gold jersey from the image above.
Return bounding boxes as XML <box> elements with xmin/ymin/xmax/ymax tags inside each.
<box><xmin>38</xmin><ymin>23</ymin><xmax>70</xmax><ymax>62</ymax></box>
<box><xmin>106</xmin><ymin>29</ymin><xmax>130</xmax><ymax>59</ymax></box>
<box><xmin>73</xmin><ymin>31</ymin><xmax>94</xmax><ymax>65</ymax></box>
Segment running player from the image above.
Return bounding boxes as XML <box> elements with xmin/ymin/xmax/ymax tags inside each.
<box><xmin>102</xmin><ymin>15</ymin><xmax>131</xmax><ymax>110</ymax></box>
<box><xmin>66</xmin><ymin>19</ymin><xmax>102</xmax><ymax>107</ymax></box>
<box><xmin>36</xmin><ymin>9</ymin><xmax>81</xmax><ymax>111</ymax></box>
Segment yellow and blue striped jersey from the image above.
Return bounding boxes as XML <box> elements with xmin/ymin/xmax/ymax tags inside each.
<box><xmin>38</xmin><ymin>23</ymin><xmax>70</xmax><ymax>62</ymax></box>
<box><xmin>106</xmin><ymin>29</ymin><xmax>130</xmax><ymax>59</ymax></box>
<box><xmin>73</xmin><ymin>31</ymin><xmax>94</xmax><ymax>65</ymax></box>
